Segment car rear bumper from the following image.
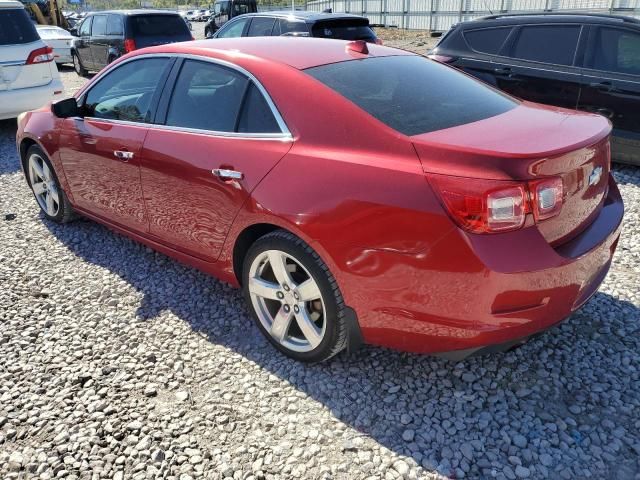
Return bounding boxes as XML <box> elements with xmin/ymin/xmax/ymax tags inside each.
<box><xmin>0</xmin><ymin>80</ymin><xmax>64</xmax><ymax>120</ymax></box>
<box><xmin>337</xmin><ymin>174</ymin><xmax>624</xmax><ymax>356</ymax></box>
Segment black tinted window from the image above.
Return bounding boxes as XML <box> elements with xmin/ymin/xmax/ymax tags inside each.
<box><xmin>238</xmin><ymin>83</ymin><xmax>280</xmax><ymax>133</ymax></box>
<box><xmin>511</xmin><ymin>25</ymin><xmax>580</xmax><ymax>66</ymax></box>
<box><xmin>589</xmin><ymin>27</ymin><xmax>640</xmax><ymax>76</ymax></box>
<box><xmin>84</xmin><ymin>58</ymin><xmax>170</xmax><ymax>122</ymax></box>
<box><xmin>311</xmin><ymin>20</ymin><xmax>376</xmax><ymax>41</ymax></box>
<box><xmin>130</xmin><ymin>15</ymin><xmax>191</xmax><ymax>37</ymax></box>
<box><xmin>0</xmin><ymin>8</ymin><xmax>39</xmax><ymax>45</ymax></box>
<box><xmin>92</xmin><ymin>15</ymin><xmax>107</xmax><ymax>36</ymax></box>
<box><xmin>274</xmin><ymin>19</ymin><xmax>308</xmax><ymax>36</ymax></box>
<box><xmin>107</xmin><ymin>14</ymin><xmax>123</xmax><ymax>35</ymax></box>
<box><xmin>247</xmin><ymin>17</ymin><xmax>275</xmax><ymax>37</ymax></box>
<box><xmin>464</xmin><ymin>27</ymin><xmax>511</xmax><ymax>54</ymax></box>
<box><xmin>306</xmin><ymin>56</ymin><xmax>517</xmax><ymax>136</ymax></box>
<box><xmin>166</xmin><ymin>60</ymin><xmax>248</xmax><ymax>132</ymax></box>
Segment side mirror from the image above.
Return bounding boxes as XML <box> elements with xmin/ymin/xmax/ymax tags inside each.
<box><xmin>52</xmin><ymin>98</ymin><xmax>79</xmax><ymax>118</ymax></box>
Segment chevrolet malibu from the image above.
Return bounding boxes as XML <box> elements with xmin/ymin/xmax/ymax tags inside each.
<box><xmin>16</xmin><ymin>38</ymin><xmax>624</xmax><ymax>362</ymax></box>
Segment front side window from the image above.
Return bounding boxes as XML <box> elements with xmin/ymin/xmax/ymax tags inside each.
<box><xmin>511</xmin><ymin>25</ymin><xmax>581</xmax><ymax>66</ymax></box>
<box><xmin>216</xmin><ymin>18</ymin><xmax>248</xmax><ymax>37</ymax></box>
<box><xmin>464</xmin><ymin>27</ymin><xmax>511</xmax><ymax>55</ymax></box>
<box><xmin>83</xmin><ymin>58</ymin><xmax>171</xmax><ymax>122</ymax></box>
<box><xmin>91</xmin><ymin>15</ymin><xmax>107</xmax><ymax>36</ymax></box>
<box><xmin>589</xmin><ymin>27</ymin><xmax>640</xmax><ymax>76</ymax></box>
<box><xmin>0</xmin><ymin>8</ymin><xmax>39</xmax><ymax>45</ymax></box>
<box><xmin>306</xmin><ymin>55</ymin><xmax>517</xmax><ymax>136</ymax></box>
<box><xmin>79</xmin><ymin>17</ymin><xmax>92</xmax><ymax>36</ymax></box>
<box><xmin>216</xmin><ymin>1</ymin><xmax>229</xmax><ymax>15</ymax></box>
<box><xmin>247</xmin><ymin>17</ymin><xmax>275</xmax><ymax>37</ymax></box>
<box><xmin>107</xmin><ymin>14</ymin><xmax>123</xmax><ymax>36</ymax></box>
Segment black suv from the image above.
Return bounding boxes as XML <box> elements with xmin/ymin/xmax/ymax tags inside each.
<box><xmin>71</xmin><ymin>10</ymin><xmax>192</xmax><ymax>76</ymax></box>
<box><xmin>430</xmin><ymin>13</ymin><xmax>640</xmax><ymax>165</ymax></box>
<box><xmin>209</xmin><ymin>11</ymin><xmax>380</xmax><ymax>44</ymax></box>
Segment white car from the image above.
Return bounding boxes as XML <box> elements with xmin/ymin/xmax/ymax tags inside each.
<box><xmin>184</xmin><ymin>10</ymin><xmax>199</xmax><ymax>21</ymax></box>
<box><xmin>36</xmin><ymin>25</ymin><xmax>76</xmax><ymax>65</ymax></box>
<box><xmin>0</xmin><ymin>0</ymin><xmax>64</xmax><ymax>120</ymax></box>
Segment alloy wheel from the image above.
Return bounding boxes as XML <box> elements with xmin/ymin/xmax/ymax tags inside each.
<box><xmin>73</xmin><ymin>54</ymin><xmax>82</xmax><ymax>74</ymax></box>
<box><xmin>28</xmin><ymin>154</ymin><xmax>60</xmax><ymax>217</ymax></box>
<box><xmin>248</xmin><ymin>249</ymin><xmax>326</xmax><ymax>353</ymax></box>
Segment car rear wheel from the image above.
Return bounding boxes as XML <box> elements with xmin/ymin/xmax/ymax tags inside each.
<box><xmin>25</xmin><ymin>145</ymin><xmax>76</xmax><ymax>223</ymax></box>
<box><xmin>243</xmin><ymin>230</ymin><xmax>348</xmax><ymax>363</ymax></box>
<box><xmin>73</xmin><ymin>52</ymin><xmax>88</xmax><ymax>77</ymax></box>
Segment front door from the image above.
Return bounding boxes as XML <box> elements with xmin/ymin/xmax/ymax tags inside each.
<box><xmin>89</xmin><ymin>14</ymin><xmax>109</xmax><ymax>70</ymax></box>
<box><xmin>76</xmin><ymin>16</ymin><xmax>93</xmax><ymax>69</ymax></box>
<box><xmin>579</xmin><ymin>25</ymin><xmax>640</xmax><ymax>164</ymax></box>
<box><xmin>140</xmin><ymin>58</ymin><xmax>292</xmax><ymax>262</ymax></box>
<box><xmin>59</xmin><ymin>56</ymin><xmax>173</xmax><ymax>232</ymax></box>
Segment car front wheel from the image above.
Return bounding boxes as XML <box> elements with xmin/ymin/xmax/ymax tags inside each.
<box><xmin>72</xmin><ymin>52</ymin><xmax>88</xmax><ymax>77</ymax></box>
<box><xmin>243</xmin><ymin>230</ymin><xmax>348</xmax><ymax>362</ymax></box>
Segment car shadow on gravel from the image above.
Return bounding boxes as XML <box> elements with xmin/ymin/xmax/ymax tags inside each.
<box><xmin>0</xmin><ymin>119</ymin><xmax>19</xmax><ymax>176</ymax></box>
<box><xmin>42</xmin><ymin>212</ymin><xmax>640</xmax><ymax>479</ymax></box>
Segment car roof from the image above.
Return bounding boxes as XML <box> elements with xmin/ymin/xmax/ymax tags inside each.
<box><xmin>235</xmin><ymin>10</ymin><xmax>369</xmax><ymax>23</ymax></box>
<box><xmin>461</xmin><ymin>12</ymin><xmax>640</xmax><ymax>27</ymax></box>
<box><xmin>86</xmin><ymin>9</ymin><xmax>181</xmax><ymax>16</ymax></box>
<box><xmin>0</xmin><ymin>0</ymin><xmax>24</xmax><ymax>8</ymax></box>
<box><xmin>142</xmin><ymin>36</ymin><xmax>411</xmax><ymax>70</ymax></box>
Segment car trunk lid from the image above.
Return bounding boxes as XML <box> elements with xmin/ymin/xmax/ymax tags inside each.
<box><xmin>0</xmin><ymin>41</ymin><xmax>53</xmax><ymax>91</ymax></box>
<box><xmin>412</xmin><ymin>102</ymin><xmax>612</xmax><ymax>245</ymax></box>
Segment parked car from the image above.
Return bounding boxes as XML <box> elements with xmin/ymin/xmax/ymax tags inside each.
<box><xmin>70</xmin><ymin>10</ymin><xmax>192</xmax><ymax>76</ymax></box>
<box><xmin>195</xmin><ymin>9</ymin><xmax>209</xmax><ymax>22</ymax></box>
<box><xmin>184</xmin><ymin>10</ymin><xmax>199</xmax><ymax>22</ymax></box>
<box><xmin>17</xmin><ymin>38</ymin><xmax>623</xmax><ymax>362</ymax></box>
<box><xmin>36</xmin><ymin>25</ymin><xmax>76</xmax><ymax>65</ymax></box>
<box><xmin>204</xmin><ymin>0</ymin><xmax>257</xmax><ymax>38</ymax></box>
<box><xmin>0</xmin><ymin>0</ymin><xmax>63</xmax><ymax>120</ymax></box>
<box><xmin>429</xmin><ymin>13</ymin><xmax>640</xmax><ymax>165</ymax></box>
<box><xmin>209</xmin><ymin>10</ymin><xmax>381</xmax><ymax>43</ymax></box>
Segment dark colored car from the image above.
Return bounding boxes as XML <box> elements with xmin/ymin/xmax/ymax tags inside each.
<box><xmin>17</xmin><ymin>38</ymin><xmax>622</xmax><ymax>362</ymax></box>
<box><xmin>208</xmin><ymin>10</ymin><xmax>380</xmax><ymax>44</ymax></box>
<box><xmin>70</xmin><ymin>10</ymin><xmax>192</xmax><ymax>76</ymax></box>
<box><xmin>204</xmin><ymin>0</ymin><xmax>257</xmax><ymax>38</ymax></box>
<box><xmin>429</xmin><ymin>13</ymin><xmax>640</xmax><ymax>165</ymax></box>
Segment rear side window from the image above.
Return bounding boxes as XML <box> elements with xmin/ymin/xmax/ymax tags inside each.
<box><xmin>273</xmin><ymin>19</ymin><xmax>308</xmax><ymax>36</ymax></box>
<box><xmin>311</xmin><ymin>20</ymin><xmax>376</xmax><ymax>41</ymax></box>
<box><xmin>306</xmin><ymin>55</ymin><xmax>517</xmax><ymax>136</ymax></box>
<box><xmin>92</xmin><ymin>15</ymin><xmax>107</xmax><ymax>36</ymax></box>
<box><xmin>107</xmin><ymin>14</ymin><xmax>123</xmax><ymax>35</ymax></box>
<box><xmin>0</xmin><ymin>8</ymin><xmax>39</xmax><ymax>45</ymax></box>
<box><xmin>589</xmin><ymin>27</ymin><xmax>640</xmax><ymax>76</ymax></box>
<box><xmin>247</xmin><ymin>17</ymin><xmax>276</xmax><ymax>37</ymax></box>
<box><xmin>511</xmin><ymin>25</ymin><xmax>581</xmax><ymax>66</ymax></box>
<box><xmin>166</xmin><ymin>60</ymin><xmax>248</xmax><ymax>132</ymax></box>
<box><xmin>464</xmin><ymin>27</ymin><xmax>511</xmax><ymax>55</ymax></box>
<box><xmin>84</xmin><ymin>58</ymin><xmax>171</xmax><ymax>122</ymax></box>
<box><xmin>130</xmin><ymin>15</ymin><xmax>191</xmax><ymax>37</ymax></box>
<box><xmin>237</xmin><ymin>83</ymin><xmax>280</xmax><ymax>133</ymax></box>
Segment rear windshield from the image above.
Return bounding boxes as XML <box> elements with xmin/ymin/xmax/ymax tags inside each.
<box><xmin>311</xmin><ymin>20</ymin><xmax>376</xmax><ymax>41</ymax></box>
<box><xmin>129</xmin><ymin>14</ymin><xmax>191</xmax><ymax>37</ymax></box>
<box><xmin>305</xmin><ymin>55</ymin><xmax>518</xmax><ymax>136</ymax></box>
<box><xmin>0</xmin><ymin>8</ymin><xmax>39</xmax><ymax>45</ymax></box>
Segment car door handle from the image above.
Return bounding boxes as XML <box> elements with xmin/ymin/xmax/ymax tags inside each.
<box><xmin>494</xmin><ymin>67</ymin><xmax>512</xmax><ymax>75</ymax></box>
<box><xmin>113</xmin><ymin>150</ymin><xmax>134</xmax><ymax>160</ymax></box>
<box><xmin>212</xmin><ymin>168</ymin><xmax>243</xmax><ymax>180</ymax></box>
<box><xmin>589</xmin><ymin>81</ymin><xmax>614</xmax><ymax>92</ymax></box>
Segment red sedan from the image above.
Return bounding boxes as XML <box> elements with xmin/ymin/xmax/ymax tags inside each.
<box><xmin>16</xmin><ymin>38</ymin><xmax>623</xmax><ymax>362</ymax></box>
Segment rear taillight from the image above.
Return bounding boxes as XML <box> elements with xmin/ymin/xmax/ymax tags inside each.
<box><xmin>427</xmin><ymin>54</ymin><xmax>456</xmax><ymax>63</ymax></box>
<box><xmin>124</xmin><ymin>39</ymin><xmax>136</xmax><ymax>53</ymax></box>
<box><xmin>26</xmin><ymin>46</ymin><xmax>54</xmax><ymax>64</ymax></box>
<box><xmin>427</xmin><ymin>174</ymin><xmax>564</xmax><ymax>234</ymax></box>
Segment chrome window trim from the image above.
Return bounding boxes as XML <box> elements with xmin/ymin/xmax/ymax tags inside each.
<box><xmin>78</xmin><ymin>52</ymin><xmax>292</xmax><ymax>140</ymax></box>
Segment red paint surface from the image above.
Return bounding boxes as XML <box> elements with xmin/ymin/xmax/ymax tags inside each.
<box><xmin>17</xmin><ymin>38</ymin><xmax>624</xmax><ymax>355</ymax></box>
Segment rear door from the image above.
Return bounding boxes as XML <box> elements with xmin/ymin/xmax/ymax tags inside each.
<box><xmin>494</xmin><ymin>23</ymin><xmax>584</xmax><ymax>109</ymax></box>
<box><xmin>128</xmin><ymin>14</ymin><xmax>192</xmax><ymax>49</ymax></box>
<box><xmin>89</xmin><ymin>14</ymin><xmax>108</xmax><ymax>70</ymax></box>
<box><xmin>0</xmin><ymin>7</ymin><xmax>52</xmax><ymax>91</ymax></box>
<box><xmin>140</xmin><ymin>58</ymin><xmax>292</xmax><ymax>261</ymax></box>
<box><xmin>579</xmin><ymin>25</ymin><xmax>640</xmax><ymax>164</ymax></box>
<box><xmin>75</xmin><ymin>16</ymin><xmax>93</xmax><ymax>69</ymax></box>
<box><xmin>59</xmin><ymin>56</ymin><xmax>174</xmax><ymax>232</ymax></box>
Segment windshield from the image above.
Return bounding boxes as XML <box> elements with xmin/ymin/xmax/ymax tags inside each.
<box><xmin>305</xmin><ymin>55</ymin><xmax>518</xmax><ymax>136</ymax></box>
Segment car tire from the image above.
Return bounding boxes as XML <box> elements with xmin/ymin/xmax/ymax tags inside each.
<box><xmin>24</xmin><ymin>145</ymin><xmax>76</xmax><ymax>224</ymax></box>
<box><xmin>243</xmin><ymin>230</ymin><xmax>348</xmax><ymax>363</ymax></box>
<box><xmin>72</xmin><ymin>52</ymin><xmax>88</xmax><ymax>77</ymax></box>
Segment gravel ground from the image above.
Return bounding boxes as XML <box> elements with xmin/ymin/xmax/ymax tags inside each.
<box><xmin>1</xmin><ymin>25</ymin><xmax>639</xmax><ymax>480</ymax></box>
